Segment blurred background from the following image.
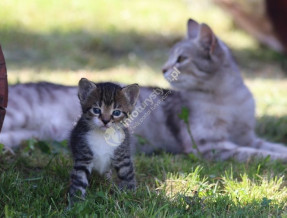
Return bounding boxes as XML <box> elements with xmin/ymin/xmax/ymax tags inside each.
<box><xmin>0</xmin><ymin>0</ymin><xmax>287</xmax><ymax>119</ymax></box>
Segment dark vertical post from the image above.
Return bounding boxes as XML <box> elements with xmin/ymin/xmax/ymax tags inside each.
<box><xmin>266</xmin><ymin>0</ymin><xmax>287</xmax><ymax>54</ymax></box>
<box><xmin>0</xmin><ymin>45</ymin><xmax>8</xmax><ymax>132</ymax></box>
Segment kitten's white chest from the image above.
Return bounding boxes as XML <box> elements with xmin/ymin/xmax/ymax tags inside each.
<box><xmin>86</xmin><ymin>128</ymin><xmax>124</xmax><ymax>175</ymax></box>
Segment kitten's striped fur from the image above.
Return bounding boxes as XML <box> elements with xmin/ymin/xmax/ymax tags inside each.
<box><xmin>68</xmin><ymin>78</ymin><xmax>139</xmax><ymax>202</ymax></box>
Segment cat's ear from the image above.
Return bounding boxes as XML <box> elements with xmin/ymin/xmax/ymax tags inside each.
<box><xmin>78</xmin><ymin>78</ymin><xmax>97</xmax><ymax>102</ymax></box>
<box><xmin>187</xmin><ymin>18</ymin><xmax>199</xmax><ymax>39</ymax></box>
<box><xmin>122</xmin><ymin>84</ymin><xmax>140</xmax><ymax>107</ymax></box>
<box><xmin>198</xmin><ymin>23</ymin><xmax>218</xmax><ymax>55</ymax></box>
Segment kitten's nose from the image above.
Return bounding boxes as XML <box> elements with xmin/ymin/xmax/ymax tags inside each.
<box><xmin>102</xmin><ymin>119</ymin><xmax>110</xmax><ymax>125</ymax></box>
<box><xmin>162</xmin><ymin>68</ymin><xmax>168</xmax><ymax>74</ymax></box>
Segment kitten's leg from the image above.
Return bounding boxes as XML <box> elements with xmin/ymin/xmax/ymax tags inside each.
<box><xmin>112</xmin><ymin>147</ymin><xmax>136</xmax><ymax>190</ymax></box>
<box><xmin>104</xmin><ymin>169</ymin><xmax>113</xmax><ymax>182</ymax></box>
<box><xmin>195</xmin><ymin>140</ymin><xmax>287</xmax><ymax>162</ymax></box>
<box><xmin>69</xmin><ymin>158</ymin><xmax>92</xmax><ymax>203</ymax></box>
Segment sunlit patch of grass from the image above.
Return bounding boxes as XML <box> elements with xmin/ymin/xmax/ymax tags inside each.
<box><xmin>0</xmin><ymin>0</ymin><xmax>231</xmax><ymax>34</ymax></box>
<box><xmin>157</xmin><ymin>165</ymin><xmax>287</xmax><ymax>210</ymax></box>
<box><xmin>224</xmin><ymin>173</ymin><xmax>287</xmax><ymax>207</ymax></box>
<box><xmin>156</xmin><ymin>166</ymin><xmax>211</xmax><ymax>199</ymax></box>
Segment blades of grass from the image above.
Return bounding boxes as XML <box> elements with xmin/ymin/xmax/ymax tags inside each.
<box><xmin>50</xmin><ymin>197</ymin><xmax>59</xmax><ymax>213</ymax></box>
<box><xmin>21</xmin><ymin>177</ymin><xmax>43</xmax><ymax>182</ymax></box>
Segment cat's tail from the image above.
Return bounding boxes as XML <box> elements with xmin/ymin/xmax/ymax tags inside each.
<box><xmin>188</xmin><ymin>140</ymin><xmax>287</xmax><ymax>162</ymax></box>
<box><xmin>251</xmin><ymin>137</ymin><xmax>287</xmax><ymax>154</ymax></box>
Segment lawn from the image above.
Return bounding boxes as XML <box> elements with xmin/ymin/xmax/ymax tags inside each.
<box><xmin>1</xmin><ymin>0</ymin><xmax>287</xmax><ymax>217</ymax></box>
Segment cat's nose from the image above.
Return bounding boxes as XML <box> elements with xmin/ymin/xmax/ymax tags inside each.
<box><xmin>102</xmin><ymin>119</ymin><xmax>110</xmax><ymax>125</ymax></box>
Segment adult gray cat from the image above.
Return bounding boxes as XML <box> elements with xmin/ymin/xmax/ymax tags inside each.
<box><xmin>131</xmin><ymin>19</ymin><xmax>287</xmax><ymax>162</ymax></box>
<box><xmin>2</xmin><ymin>19</ymin><xmax>287</xmax><ymax>162</ymax></box>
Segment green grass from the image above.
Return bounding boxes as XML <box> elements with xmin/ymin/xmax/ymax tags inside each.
<box><xmin>1</xmin><ymin>145</ymin><xmax>287</xmax><ymax>217</ymax></box>
<box><xmin>1</xmin><ymin>0</ymin><xmax>287</xmax><ymax>217</ymax></box>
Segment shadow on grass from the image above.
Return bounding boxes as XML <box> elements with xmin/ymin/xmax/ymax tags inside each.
<box><xmin>231</xmin><ymin>46</ymin><xmax>287</xmax><ymax>77</ymax></box>
<box><xmin>256</xmin><ymin>115</ymin><xmax>287</xmax><ymax>144</ymax></box>
<box><xmin>1</xmin><ymin>26</ymin><xmax>287</xmax><ymax>77</ymax></box>
<box><xmin>1</xmin><ymin>27</ymin><xmax>181</xmax><ymax>72</ymax></box>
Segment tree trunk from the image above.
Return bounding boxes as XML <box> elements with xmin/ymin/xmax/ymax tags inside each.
<box><xmin>0</xmin><ymin>45</ymin><xmax>8</xmax><ymax>132</ymax></box>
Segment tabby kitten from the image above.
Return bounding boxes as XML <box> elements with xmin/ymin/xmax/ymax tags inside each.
<box><xmin>68</xmin><ymin>78</ymin><xmax>139</xmax><ymax>202</ymax></box>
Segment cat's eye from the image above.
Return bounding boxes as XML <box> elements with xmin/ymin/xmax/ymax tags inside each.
<box><xmin>92</xmin><ymin>108</ymin><xmax>101</xmax><ymax>115</ymax></box>
<box><xmin>177</xmin><ymin>55</ymin><xmax>187</xmax><ymax>63</ymax></box>
<box><xmin>112</xmin><ymin>110</ymin><xmax>122</xmax><ymax>117</ymax></box>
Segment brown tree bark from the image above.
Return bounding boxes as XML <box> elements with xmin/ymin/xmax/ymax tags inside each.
<box><xmin>0</xmin><ymin>45</ymin><xmax>8</xmax><ymax>132</ymax></box>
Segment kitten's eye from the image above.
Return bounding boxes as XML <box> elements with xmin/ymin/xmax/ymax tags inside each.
<box><xmin>177</xmin><ymin>55</ymin><xmax>187</xmax><ymax>63</ymax></box>
<box><xmin>112</xmin><ymin>110</ymin><xmax>122</xmax><ymax>117</ymax></box>
<box><xmin>92</xmin><ymin>108</ymin><xmax>101</xmax><ymax>115</ymax></box>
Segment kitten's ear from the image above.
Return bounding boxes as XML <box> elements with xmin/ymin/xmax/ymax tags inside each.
<box><xmin>78</xmin><ymin>78</ymin><xmax>97</xmax><ymax>101</ymax></box>
<box><xmin>198</xmin><ymin>23</ymin><xmax>218</xmax><ymax>55</ymax></box>
<box><xmin>187</xmin><ymin>18</ymin><xmax>199</xmax><ymax>39</ymax></box>
<box><xmin>122</xmin><ymin>84</ymin><xmax>140</xmax><ymax>107</ymax></box>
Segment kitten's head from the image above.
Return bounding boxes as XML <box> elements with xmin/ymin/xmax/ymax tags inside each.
<box><xmin>162</xmin><ymin>18</ymin><xmax>231</xmax><ymax>92</ymax></box>
<box><xmin>78</xmin><ymin>78</ymin><xmax>140</xmax><ymax>130</ymax></box>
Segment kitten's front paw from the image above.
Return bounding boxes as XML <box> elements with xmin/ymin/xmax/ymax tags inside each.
<box><xmin>68</xmin><ymin>188</ymin><xmax>86</xmax><ymax>208</ymax></box>
<box><xmin>67</xmin><ymin>194</ymin><xmax>85</xmax><ymax>209</ymax></box>
<box><xmin>118</xmin><ymin>180</ymin><xmax>136</xmax><ymax>191</ymax></box>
